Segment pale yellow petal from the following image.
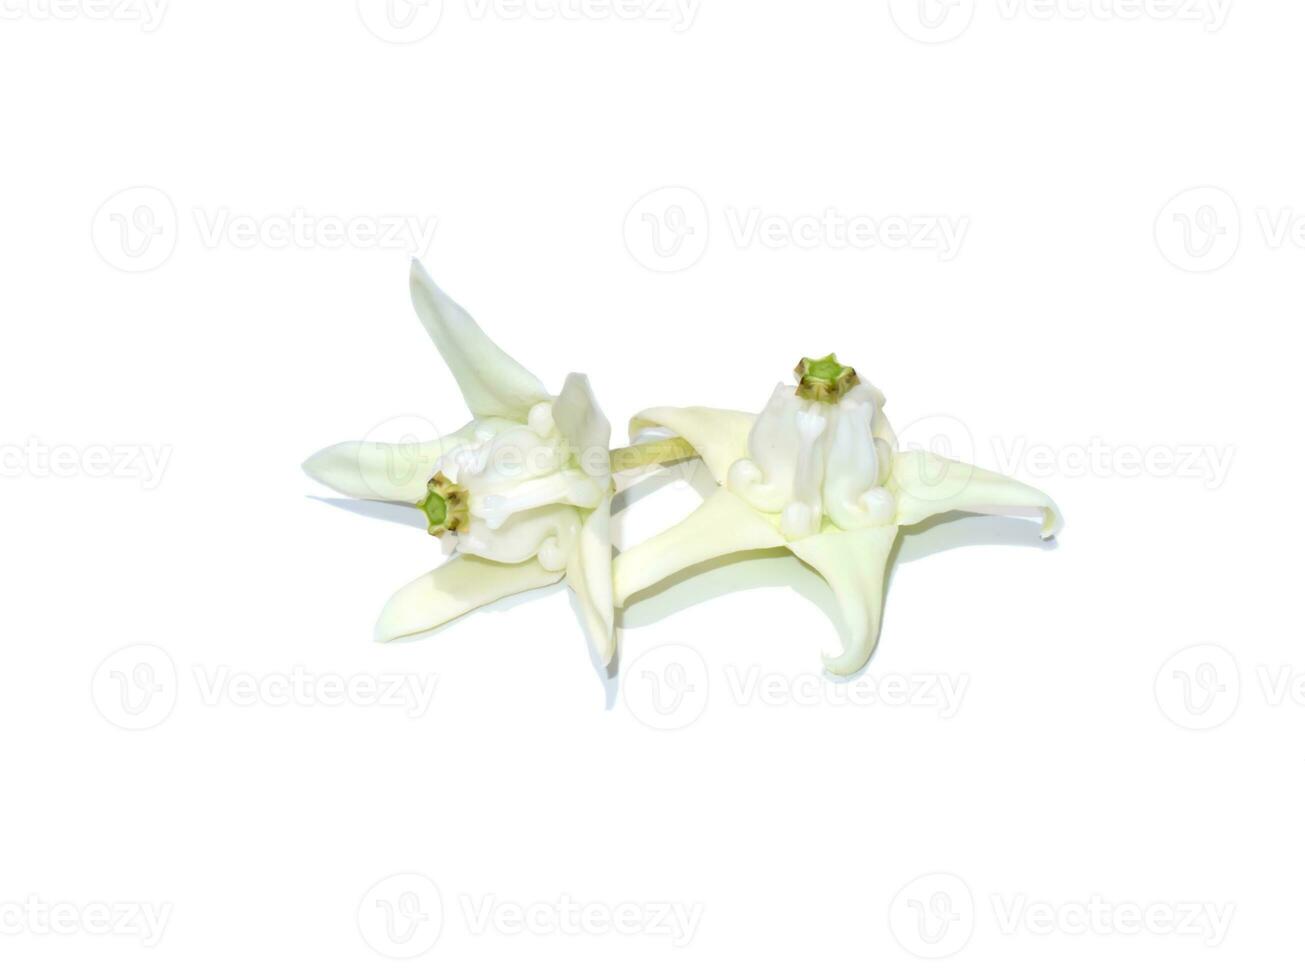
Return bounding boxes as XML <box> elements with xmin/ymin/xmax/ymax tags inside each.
<box><xmin>375</xmin><ymin>556</ymin><xmax>563</xmax><ymax>641</ymax></box>
<box><xmin>787</xmin><ymin>525</ymin><xmax>899</xmax><ymax>676</ymax></box>
<box><xmin>553</xmin><ymin>372</ymin><xmax>612</xmax><ymax>478</ymax></box>
<box><xmin>302</xmin><ymin>419</ymin><xmax>483</xmax><ymax>503</ymax></box>
<box><xmin>613</xmin><ymin>488</ymin><xmax>785</xmax><ymax>606</ymax></box>
<box><xmin>890</xmin><ymin>451</ymin><xmax>1063</xmax><ymax>539</ymax></box>
<box><xmin>566</xmin><ymin>495</ymin><xmax>615</xmax><ymax>664</ymax></box>
<box><xmin>629</xmin><ymin>406</ymin><xmax>755</xmax><ymax>484</ymax></box>
<box><xmin>409</xmin><ymin>260</ymin><xmax>550</xmax><ymax>421</ymax></box>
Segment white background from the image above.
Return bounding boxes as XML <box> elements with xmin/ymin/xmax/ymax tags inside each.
<box><xmin>0</xmin><ymin>0</ymin><xmax>1299</xmax><ymax>976</ymax></box>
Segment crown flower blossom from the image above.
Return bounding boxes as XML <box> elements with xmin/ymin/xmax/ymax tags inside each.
<box><xmin>303</xmin><ymin>266</ymin><xmax>1063</xmax><ymax>682</ymax></box>
<box><xmin>612</xmin><ymin>356</ymin><xmax>1063</xmax><ymax>676</ymax></box>
<box><xmin>303</xmin><ymin>261</ymin><xmax>616</xmax><ymax>663</ymax></box>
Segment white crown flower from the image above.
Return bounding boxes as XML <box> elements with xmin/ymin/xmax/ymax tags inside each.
<box><xmin>303</xmin><ymin>261</ymin><xmax>617</xmax><ymax>662</ymax></box>
<box><xmin>612</xmin><ymin>355</ymin><xmax>1063</xmax><ymax>676</ymax></box>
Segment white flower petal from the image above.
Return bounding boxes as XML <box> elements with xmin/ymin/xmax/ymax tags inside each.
<box><xmin>375</xmin><ymin>556</ymin><xmax>563</xmax><ymax>642</ymax></box>
<box><xmin>628</xmin><ymin>406</ymin><xmax>756</xmax><ymax>484</ymax></box>
<box><xmin>890</xmin><ymin>451</ymin><xmax>1063</xmax><ymax>539</ymax></box>
<box><xmin>302</xmin><ymin>420</ymin><xmax>482</xmax><ymax>503</ymax></box>
<box><xmin>409</xmin><ymin>260</ymin><xmax>550</xmax><ymax>421</ymax></box>
<box><xmin>552</xmin><ymin>373</ymin><xmax>612</xmax><ymax>478</ymax></box>
<box><xmin>787</xmin><ymin>525</ymin><xmax>899</xmax><ymax>676</ymax></box>
<box><xmin>613</xmin><ymin>488</ymin><xmax>786</xmax><ymax>606</ymax></box>
<box><xmin>456</xmin><ymin>505</ymin><xmax>581</xmax><ymax>567</ymax></box>
<box><xmin>566</xmin><ymin>494</ymin><xmax>615</xmax><ymax>664</ymax></box>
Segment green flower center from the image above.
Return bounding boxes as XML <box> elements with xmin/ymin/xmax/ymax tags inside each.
<box><xmin>794</xmin><ymin>354</ymin><xmax>859</xmax><ymax>403</ymax></box>
<box><xmin>419</xmin><ymin>473</ymin><xmax>469</xmax><ymax>537</ymax></box>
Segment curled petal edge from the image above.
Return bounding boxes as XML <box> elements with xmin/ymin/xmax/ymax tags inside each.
<box><xmin>787</xmin><ymin>525</ymin><xmax>899</xmax><ymax>676</ymax></box>
<box><xmin>890</xmin><ymin>450</ymin><xmax>1063</xmax><ymax>540</ymax></box>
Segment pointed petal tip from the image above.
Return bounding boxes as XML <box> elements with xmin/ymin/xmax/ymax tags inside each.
<box><xmin>407</xmin><ymin>260</ymin><xmax>550</xmax><ymax>421</ymax></box>
<box><xmin>821</xmin><ymin>649</ymin><xmax>868</xmax><ymax>678</ymax></box>
<box><xmin>373</xmin><ymin>594</ymin><xmax>407</xmax><ymax>643</ymax></box>
<box><xmin>1039</xmin><ymin>501</ymin><xmax>1064</xmax><ymax>540</ymax></box>
<box><xmin>301</xmin><ymin>442</ymin><xmax>346</xmax><ymax>490</ymax></box>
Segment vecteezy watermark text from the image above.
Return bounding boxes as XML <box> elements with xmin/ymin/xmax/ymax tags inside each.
<box><xmin>356</xmin><ymin>0</ymin><xmax>700</xmax><ymax>42</ymax></box>
<box><xmin>0</xmin><ymin>440</ymin><xmax>172</xmax><ymax>489</ymax></box>
<box><xmin>357</xmin><ymin>873</ymin><xmax>702</xmax><ymax>958</ymax></box>
<box><xmin>192</xmin><ymin>666</ymin><xmax>438</xmax><ymax>717</ymax></box>
<box><xmin>993</xmin><ymin>0</ymin><xmax>1231</xmax><ymax>30</ymax></box>
<box><xmin>889</xmin><ymin>0</ymin><xmax>1231</xmax><ymax>44</ymax></box>
<box><xmin>621</xmin><ymin>643</ymin><xmax>969</xmax><ymax>732</ymax></box>
<box><xmin>192</xmin><ymin>208</ymin><xmax>439</xmax><ymax>253</ymax></box>
<box><xmin>723</xmin><ymin>665</ymin><xmax>968</xmax><ymax>716</ymax></box>
<box><xmin>624</xmin><ymin>187</ymin><xmax>968</xmax><ymax>272</ymax></box>
<box><xmin>460</xmin><ymin>894</ymin><xmax>703</xmax><ymax>945</ymax></box>
<box><xmin>464</xmin><ymin>0</ymin><xmax>700</xmax><ymax>29</ymax></box>
<box><xmin>0</xmin><ymin>896</ymin><xmax>172</xmax><ymax>947</ymax></box>
<box><xmin>93</xmin><ymin>645</ymin><xmax>440</xmax><ymax>731</ymax></box>
<box><xmin>723</xmin><ymin>208</ymin><xmax>968</xmax><ymax>260</ymax></box>
<box><xmin>990</xmin><ymin>894</ymin><xmax>1234</xmax><ymax>946</ymax></box>
<box><xmin>0</xmin><ymin>0</ymin><xmax>169</xmax><ymax>31</ymax></box>
<box><xmin>92</xmin><ymin>186</ymin><xmax>439</xmax><ymax>273</ymax></box>
<box><xmin>991</xmin><ymin>436</ymin><xmax>1235</xmax><ymax>490</ymax></box>
<box><xmin>889</xmin><ymin>872</ymin><xmax>1234</xmax><ymax>959</ymax></box>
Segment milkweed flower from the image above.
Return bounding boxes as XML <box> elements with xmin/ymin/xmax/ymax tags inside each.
<box><xmin>303</xmin><ymin>261</ymin><xmax>616</xmax><ymax>662</ymax></box>
<box><xmin>612</xmin><ymin>355</ymin><xmax>1062</xmax><ymax>675</ymax></box>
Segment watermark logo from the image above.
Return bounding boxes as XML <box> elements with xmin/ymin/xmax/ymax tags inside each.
<box><xmin>622</xmin><ymin>645</ymin><xmax>968</xmax><ymax>729</ymax></box>
<box><xmin>893</xmin><ymin>413</ymin><xmax>980</xmax><ymax>506</ymax></box>
<box><xmin>624</xmin><ymin>189</ymin><xmax>967</xmax><ymax>272</ymax></box>
<box><xmin>889</xmin><ymin>0</ymin><xmax>975</xmax><ymax>43</ymax></box>
<box><xmin>92</xmin><ymin>646</ymin><xmax>440</xmax><ymax>729</ymax></box>
<box><xmin>1154</xmin><ymin>186</ymin><xmax>1240</xmax><ymax>273</ymax></box>
<box><xmin>93</xmin><ymin>186</ymin><xmax>439</xmax><ymax>272</ymax></box>
<box><xmin>358</xmin><ymin>876</ymin><xmax>701</xmax><ymax>954</ymax></box>
<box><xmin>622</xmin><ymin>643</ymin><xmax>709</xmax><ymax>731</ymax></box>
<box><xmin>1155</xmin><ymin>643</ymin><xmax>1240</xmax><ymax>731</ymax></box>
<box><xmin>357</xmin><ymin>0</ymin><xmax>444</xmax><ymax>42</ymax></box>
<box><xmin>624</xmin><ymin>186</ymin><xmax>711</xmax><ymax>273</ymax></box>
<box><xmin>355</xmin><ymin>415</ymin><xmax>446</xmax><ymax>500</ymax></box>
<box><xmin>890</xmin><ymin>873</ymin><xmax>1233</xmax><ymax>955</ymax></box>
<box><xmin>358</xmin><ymin>873</ymin><xmax>444</xmax><ymax>958</ymax></box>
<box><xmin>1157</xmin><ymin>187</ymin><xmax>1305</xmax><ymax>271</ymax></box>
<box><xmin>91</xmin><ymin>644</ymin><xmax>178</xmax><ymax>731</ymax></box>
<box><xmin>92</xmin><ymin>186</ymin><xmax>178</xmax><ymax>273</ymax></box>
<box><xmin>894</xmin><ymin>414</ymin><xmax>1235</xmax><ymax>492</ymax></box>
<box><xmin>889</xmin><ymin>872</ymin><xmax>975</xmax><ymax>958</ymax></box>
